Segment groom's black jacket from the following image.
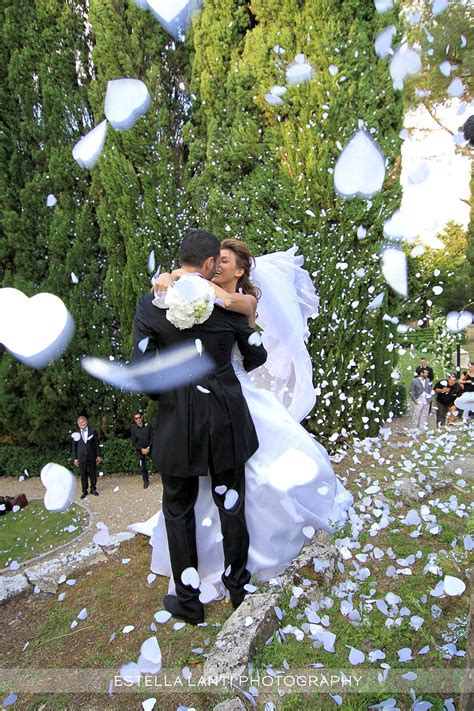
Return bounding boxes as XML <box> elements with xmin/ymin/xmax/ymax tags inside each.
<box><xmin>133</xmin><ymin>293</ymin><xmax>267</xmax><ymax>478</ymax></box>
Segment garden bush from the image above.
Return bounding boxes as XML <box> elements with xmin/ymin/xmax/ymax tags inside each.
<box><xmin>0</xmin><ymin>439</ymin><xmax>139</xmax><ymax>477</ymax></box>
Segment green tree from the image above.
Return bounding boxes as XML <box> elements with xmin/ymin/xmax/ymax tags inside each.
<box><xmin>183</xmin><ymin>0</ymin><xmax>404</xmax><ymax>440</ymax></box>
<box><xmin>0</xmin><ymin>0</ymin><xmax>114</xmax><ymax>448</ymax></box>
<box><xmin>406</xmin><ymin>222</ymin><xmax>472</xmax><ymax>323</ymax></box>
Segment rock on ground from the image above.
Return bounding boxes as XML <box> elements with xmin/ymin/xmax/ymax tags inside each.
<box><xmin>0</xmin><ymin>573</ymin><xmax>30</xmax><ymax>604</ymax></box>
<box><xmin>204</xmin><ymin>592</ymin><xmax>279</xmax><ymax>678</ymax></box>
<box><xmin>385</xmin><ymin>475</ymin><xmax>451</xmax><ymax>503</ymax></box>
<box><xmin>281</xmin><ymin>529</ymin><xmax>338</xmax><ymax>597</ymax></box>
<box><xmin>24</xmin><ymin>543</ymin><xmax>109</xmax><ymax>593</ymax></box>
<box><xmin>213</xmin><ymin>698</ymin><xmax>247</xmax><ymax>711</ymax></box>
<box><xmin>444</xmin><ymin>457</ymin><xmax>474</xmax><ymax>480</ymax></box>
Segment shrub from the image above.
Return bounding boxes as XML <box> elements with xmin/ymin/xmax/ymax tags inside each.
<box><xmin>0</xmin><ymin>438</ymin><xmax>140</xmax><ymax>477</ymax></box>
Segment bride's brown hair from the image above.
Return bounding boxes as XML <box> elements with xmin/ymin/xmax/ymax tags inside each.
<box><xmin>220</xmin><ymin>238</ymin><xmax>260</xmax><ymax>301</ymax></box>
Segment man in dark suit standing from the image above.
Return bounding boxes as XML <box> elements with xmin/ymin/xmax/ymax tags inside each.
<box><xmin>72</xmin><ymin>414</ymin><xmax>102</xmax><ymax>499</ymax></box>
<box><xmin>416</xmin><ymin>357</ymin><xmax>434</xmax><ymax>382</ymax></box>
<box><xmin>133</xmin><ymin>229</ymin><xmax>267</xmax><ymax>624</ymax></box>
<box><xmin>130</xmin><ymin>411</ymin><xmax>152</xmax><ymax>489</ymax></box>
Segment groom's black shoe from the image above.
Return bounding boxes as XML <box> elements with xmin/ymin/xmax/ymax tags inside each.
<box><xmin>163</xmin><ymin>594</ymin><xmax>204</xmax><ymax>625</ymax></box>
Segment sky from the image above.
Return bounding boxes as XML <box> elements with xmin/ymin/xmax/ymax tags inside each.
<box><xmin>400</xmin><ymin>99</ymin><xmax>471</xmax><ymax>249</ymax></box>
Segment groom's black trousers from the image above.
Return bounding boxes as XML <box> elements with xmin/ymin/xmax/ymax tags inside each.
<box><xmin>161</xmin><ymin>458</ymin><xmax>250</xmax><ymax>611</ymax></box>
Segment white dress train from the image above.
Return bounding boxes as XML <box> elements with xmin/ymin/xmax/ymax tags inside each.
<box><xmin>129</xmin><ymin>248</ymin><xmax>353</xmax><ymax>600</ymax></box>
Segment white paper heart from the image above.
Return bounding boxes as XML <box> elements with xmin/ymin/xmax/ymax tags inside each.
<box><xmin>286</xmin><ymin>55</ymin><xmax>314</xmax><ymax>85</ymax></box>
<box><xmin>0</xmin><ymin>288</ymin><xmax>74</xmax><ymax>368</ymax></box>
<box><xmin>446</xmin><ymin>310</ymin><xmax>472</xmax><ymax>332</ymax></box>
<box><xmin>443</xmin><ymin>575</ymin><xmax>466</xmax><ymax>596</ymax></box>
<box><xmin>181</xmin><ymin>566</ymin><xmax>200</xmax><ymax>589</ymax></box>
<box><xmin>265</xmin><ymin>93</ymin><xmax>284</xmax><ymax>107</ymax></box>
<box><xmin>224</xmin><ymin>489</ymin><xmax>239</xmax><ymax>510</ymax></box>
<box><xmin>381</xmin><ymin>247</ymin><xmax>408</xmax><ymax>297</ymax></box>
<box><xmin>72</xmin><ymin>120</ymin><xmax>108</xmax><ymax>169</ymax></box>
<box><xmin>448</xmin><ymin>77</ymin><xmax>464</xmax><ymax>97</ymax></box>
<box><xmin>367</xmin><ymin>292</ymin><xmax>385</xmax><ymax>311</ymax></box>
<box><xmin>46</xmin><ymin>194</ymin><xmax>57</xmax><ymax>207</ymax></box>
<box><xmin>334</xmin><ymin>130</ymin><xmax>385</xmax><ymax>199</ymax></box>
<box><xmin>248</xmin><ymin>332</ymin><xmax>263</xmax><ymax>346</ymax></box>
<box><xmin>199</xmin><ymin>582</ymin><xmax>218</xmax><ymax>604</ymax></box>
<box><xmin>302</xmin><ymin>525</ymin><xmax>315</xmax><ymax>538</ymax></box>
<box><xmin>147</xmin><ymin>0</ymin><xmax>202</xmax><ymax>40</ymax></box>
<box><xmin>347</xmin><ymin>646</ymin><xmax>365</xmax><ymax>664</ymax></box>
<box><xmin>104</xmin><ymin>79</ymin><xmax>151</xmax><ymax>130</ymax></box>
<box><xmin>375</xmin><ymin>26</ymin><xmax>396</xmax><ymax>58</ymax></box>
<box><xmin>40</xmin><ymin>463</ymin><xmax>75</xmax><ymax>513</ymax></box>
<box><xmin>119</xmin><ymin>661</ymin><xmax>140</xmax><ymax>683</ymax></box>
<box><xmin>439</xmin><ymin>60</ymin><xmax>453</xmax><ymax>77</ymax></box>
<box><xmin>82</xmin><ymin>342</ymin><xmax>213</xmax><ymax>393</ymax></box>
<box><xmin>92</xmin><ymin>523</ymin><xmax>110</xmax><ymax>546</ymax></box>
<box><xmin>432</xmin><ymin>0</ymin><xmax>448</xmax><ymax>15</ymax></box>
<box><xmin>389</xmin><ymin>44</ymin><xmax>421</xmax><ymax>89</ymax></box>
<box><xmin>374</xmin><ymin>0</ymin><xmax>393</xmax><ymax>12</ymax></box>
<box><xmin>154</xmin><ymin>610</ymin><xmax>172</xmax><ymax>623</ymax></box>
<box><xmin>140</xmin><ymin>636</ymin><xmax>162</xmax><ymax>666</ymax></box>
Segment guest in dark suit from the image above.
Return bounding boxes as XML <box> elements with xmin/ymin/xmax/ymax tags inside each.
<box><xmin>133</xmin><ymin>229</ymin><xmax>267</xmax><ymax>624</ymax></box>
<box><xmin>416</xmin><ymin>357</ymin><xmax>434</xmax><ymax>382</ymax></box>
<box><xmin>72</xmin><ymin>415</ymin><xmax>102</xmax><ymax>499</ymax></box>
<box><xmin>131</xmin><ymin>411</ymin><xmax>152</xmax><ymax>489</ymax></box>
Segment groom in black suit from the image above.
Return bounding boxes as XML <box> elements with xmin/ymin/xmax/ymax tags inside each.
<box><xmin>133</xmin><ymin>230</ymin><xmax>267</xmax><ymax>624</ymax></box>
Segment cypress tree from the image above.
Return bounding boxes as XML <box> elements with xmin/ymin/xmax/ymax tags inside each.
<box><xmin>87</xmin><ymin>0</ymin><xmax>191</xmax><ymax>351</ymax></box>
<box><xmin>184</xmin><ymin>0</ymin><xmax>404</xmax><ymax>440</ymax></box>
<box><xmin>0</xmin><ymin>0</ymin><xmax>114</xmax><ymax>448</ymax></box>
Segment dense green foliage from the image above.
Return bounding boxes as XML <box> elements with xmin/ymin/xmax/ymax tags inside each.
<box><xmin>405</xmin><ymin>221</ymin><xmax>472</xmax><ymax>323</ymax></box>
<box><xmin>0</xmin><ymin>437</ymin><xmax>139</xmax><ymax>476</ymax></box>
<box><xmin>185</xmin><ymin>0</ymin><xmax>405</xmax><ymax>439</ymax></box>
<box><xmin>406</xmin><ymin>0</ymin><xmax>473</xmax><ymax>111</ymax></box>
<box><xmin>1</xmin><ymin>0</ymin><xmax>410</xmax><ymax>451</ymax></box>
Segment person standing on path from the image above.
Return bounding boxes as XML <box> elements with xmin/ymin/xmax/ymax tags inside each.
<box><xmin>131</xmin><ymin>411</ymin><xmax>152</xmax><ymax>489</ymax></box>
<box><xmin>72</xmin><ymin>414</ymin><xmax>102</xmax><ymax>499</ymax></box>
<box><xmin>409</xmin><ymin>368</ymin><xmax>432</xmax><ymax>430</ymax></box>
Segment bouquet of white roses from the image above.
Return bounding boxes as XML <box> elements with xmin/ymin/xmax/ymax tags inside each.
<box><xmin>153</xmin><ymin>274</ymin><xmax>215</xmax><ymax>330</ymax></box>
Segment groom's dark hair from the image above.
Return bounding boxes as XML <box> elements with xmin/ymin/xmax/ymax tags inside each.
<box><xmin>179</xmin><ymin>229</ymin><xmax>220</xmax><ymax>267</ymax></box>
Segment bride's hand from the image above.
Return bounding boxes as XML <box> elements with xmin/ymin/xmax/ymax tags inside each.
<box><xmin>153</xmin><ymin>269</ymin><xmax>185</xmax><ymax>293</ymax></box>
<box><xmin>154</xmin><ymin>272</ymin><xmax>173</xmax><ymax>293</ymax></box>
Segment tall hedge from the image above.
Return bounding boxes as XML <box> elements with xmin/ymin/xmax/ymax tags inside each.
<box><xmin>0</xmin><ymin>0</ymin><xmax>405</xmax><ymax>450</ymax></box>
<box><xmin>184</xmin><ymin>0</ymin><xmax>404</xmax><ymax>440</ymax></box>
<box><xmin>0</xmin><ymin>0</ymin><xmax>116</xmax><ymax>447</ymax></box>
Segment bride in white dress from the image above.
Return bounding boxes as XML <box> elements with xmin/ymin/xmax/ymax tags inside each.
<box><xmin>130</xmin><ymin>239</ymin><xmax>353</xmax><ymax>601</ymax></box>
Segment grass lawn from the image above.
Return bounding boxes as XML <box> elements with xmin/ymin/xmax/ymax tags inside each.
<box><xmin>251</xmin><ymin>428</ymin><xmax>473</xmax><ymax>710</ymax></box>
<box><xmin>1</xmin><ymin>535</ymin><xmax>237</xmax><ymax>710</ymax></box>
<box><xmin>0</xmin><ymin>428</ymin><xmax>472</xmax><ymax>710</ymax></box>
<box><xmin>0</xmin><ymin>500</ymin><xmax>89</xmax><ymax>568</ymax></box>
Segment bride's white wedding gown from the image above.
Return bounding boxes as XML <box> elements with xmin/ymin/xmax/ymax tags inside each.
<box><xmin>130</xmin><ymin>248</ymin><xmax>353</xmax><ymax>600</ymax></box>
